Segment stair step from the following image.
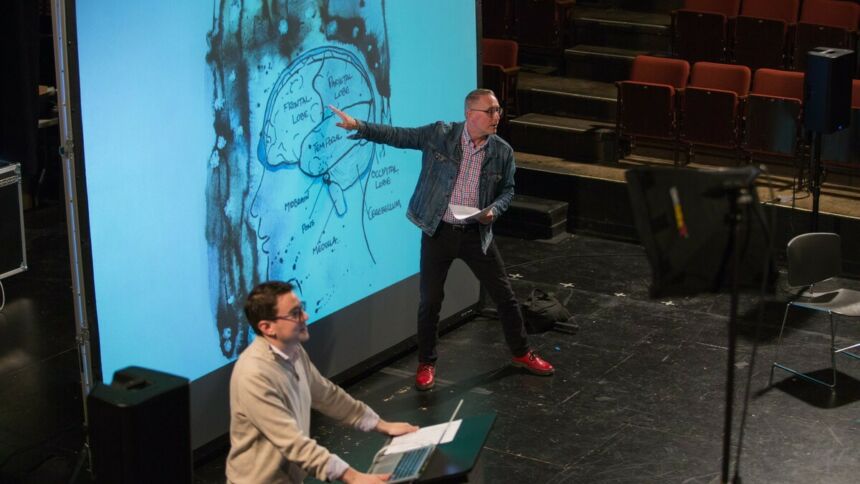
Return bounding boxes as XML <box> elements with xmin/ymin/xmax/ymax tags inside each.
<box><xmin>573</xmin><ymin>6</ymin><xmax>672</xmax><ymax>52</ymax></box>
<box><xmin>518</xmin><ymin>72</ymin><xmax>617</xmax><ymax>122</ymax></box>
<box><xmin>495</xmin><ymin>194</ymin><xmax>569</xmax><ymax>240</ymax></box>
<box><xmin>516</xmin><ymin>151</ymin><xmax>628</xmax><ymax>181</ymax></box>
<box><xmin>508</xmin><ymin>113</ymin><xmax>616</xmax><ymax>163</ymax></box>
<box><xmin>565</xmin><ymin>45</ymin><xmax>662</xmax><ymax>83</ymax></box>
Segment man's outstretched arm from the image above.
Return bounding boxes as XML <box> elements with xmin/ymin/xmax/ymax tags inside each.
<box><xmin>329</xmin><ymin>104</ymin><xmax>433</xmax><ymax>150</ymax></box>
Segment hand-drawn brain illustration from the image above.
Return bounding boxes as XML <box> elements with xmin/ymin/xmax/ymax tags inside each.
<box><xmin>206</xmin><ymin>0</ymin><xmax>390</xmax><ymax>358</ymax></box>
<box><xmin>257</xmin><ymin>46</ymin><xmax>378</xmax><ymax>215</ymax></box>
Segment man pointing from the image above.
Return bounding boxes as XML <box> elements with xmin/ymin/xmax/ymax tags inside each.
<box><xmin>329</xmin><ymin>88</ymin><xmax>554</xmax><ymax>391</ymax></box>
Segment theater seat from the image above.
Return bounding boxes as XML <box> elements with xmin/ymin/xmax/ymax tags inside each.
<box><xmin>616</xmin><ymin>55</ymin><xmax>691</xmax><ymax>164</ymax></box>
<box><xmin>793</xmin><ymin>0</ymin><xmax>859</xmax><ymax>72</ymax></box>
<box><xmin>681</xmin><ymin>61</ymin><xmax>751</xmax><ymax>163</ymax></box>
<box><xmin>743</xmin><ymin>68</ymin><xmax>805</xmax><ymax>162</ymax></box>
<box><xmin>673</xmin><ymin>0</ymin><xmax>742</xmax><ymax>64</ymax></box>
<box><xmin>482</xmin><ymin>38</ymin><xmax>520</xmax><ymax>118</ymax></box>
<box><xmin>733</xmin><ymin>0</ymin><xmax>799</xmax><ymax>71</ymax></box>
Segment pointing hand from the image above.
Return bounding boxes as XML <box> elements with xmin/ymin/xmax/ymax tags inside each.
<box><xmin>328</xmin><ymin>104</ymin><xmax>359</xmax><ymax>130</ymax></box>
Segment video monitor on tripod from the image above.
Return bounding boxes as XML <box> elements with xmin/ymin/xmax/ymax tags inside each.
<box><xmin>625</xmin><ymin>166</ymin><xmax>774</xmax><ymax>298</ymax></box>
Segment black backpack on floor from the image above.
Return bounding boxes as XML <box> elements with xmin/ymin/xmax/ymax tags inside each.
<box><xmin>521</xmin><ymin>288</ymin><xmax>579</xmax><ymax>334</ymax></box>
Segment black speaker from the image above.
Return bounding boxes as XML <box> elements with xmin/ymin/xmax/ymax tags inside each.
<box><xmin>87</xmin><ymin>366</ymin><xmax>192</xmax><ymax>483</ymax></box>
<box><xmin>804</xmin><ymin>47</ymin><xmax>854</xmax><ymax>133</ymax></box>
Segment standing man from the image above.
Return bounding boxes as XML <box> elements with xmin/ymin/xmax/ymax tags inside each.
<box><xmin>329</xmin><ymin>88</ymin><xmax>554</xmax><ymax>391</ymax></box>
<box><xmin>226</xmin><ymin>281</ymin><xmax>417</xmax><ymax>483</ymax></box>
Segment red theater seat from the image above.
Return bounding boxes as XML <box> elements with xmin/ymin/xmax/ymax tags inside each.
<box><xmin>681</xmin><ymin>62</ymin><xmax>751</xmax><ymax>162</ymax></box>
<box><xmin>616</xmin><ymin>56</ymin><xmax>691</xmax><ymax>164</ymax></box>
<box><xmin>733</xmin><ymin>0</ymin><xmax>800</xmax><ymax>71</ymax></box>
<box><xmin>793</xmin><ymin>0</ymin><xmax>860</xmax><ymax>71</ymax></box>
<box><xmin>482</xmin><ymin>38</ymin><xmax>520</xmax><ymax>117</ymax></box>
<box><xmin>673</xmin><ymin>0</ymin><xmax>742</xmax><ymax>63</ymax></box>
<box><xmin>743</xmin><ymin>68</ymin><xmax>805</xmax><ymax>161</ymax></box>
<box><xmin>751</xmin><ymin>68</ymin><xmax>805</xmax><ymax>99</ymax></box>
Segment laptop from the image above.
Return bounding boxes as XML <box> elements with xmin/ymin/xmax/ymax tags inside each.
<box><xmin>367</xmin><ymin>399</ymin><xmax>463</xmax><ymax>483</ymax></box>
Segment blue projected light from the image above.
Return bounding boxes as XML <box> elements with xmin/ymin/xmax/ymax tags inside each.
<box><xmin>74</xmin><ymin>1</ymin><xmax>477</xmax><ymax>381</ymax></box>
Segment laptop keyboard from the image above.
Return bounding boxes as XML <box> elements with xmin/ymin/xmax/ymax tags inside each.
<box><xmin>392</xmin><ymin>446</ymin><xmax>432</xmax><ymax>479</ymax></box>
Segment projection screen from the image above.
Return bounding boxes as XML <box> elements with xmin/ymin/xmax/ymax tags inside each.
<box><xmin>60</xmin><ymin>0</ymin><xmax>481</xmax><ymax>448</ymax></box>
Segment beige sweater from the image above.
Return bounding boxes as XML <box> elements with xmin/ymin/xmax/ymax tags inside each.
<box><xmin>226</xmin><ymin>337</ymin><xmax>371</xmax><ymax>483</ymax></box>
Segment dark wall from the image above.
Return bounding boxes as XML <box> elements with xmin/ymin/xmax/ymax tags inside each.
<box><xmin>0</xmin><ymin>1</ymin><xmax>40</xmax><ymax>178</ymax></box>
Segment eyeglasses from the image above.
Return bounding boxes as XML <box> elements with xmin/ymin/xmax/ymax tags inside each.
<box><xmin>273</xmin><ymin>302</ymin><xmax>307</xmax><ymax>323</ymax></box>
<box><xmin>470</xmin><ymin>107</ymin><xmax>503</xmax><ymax>116</ymax></box>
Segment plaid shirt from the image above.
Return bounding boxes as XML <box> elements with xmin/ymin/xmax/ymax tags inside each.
<box><xmin>442</xmin><ymin>127</ymin><xmax>486</xmax><ymax>223</ymax></box>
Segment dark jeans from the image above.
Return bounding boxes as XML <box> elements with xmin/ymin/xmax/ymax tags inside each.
<box><xmin>417</xmin><ymin>222</ymin><xmax>529</xmax><ymax>363</ymax></box>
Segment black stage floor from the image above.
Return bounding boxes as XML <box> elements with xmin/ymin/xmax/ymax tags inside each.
<box><xmin>3</xmin><ymin>205</ymin><xmax>860</xmax><ymax>483</ymax></box>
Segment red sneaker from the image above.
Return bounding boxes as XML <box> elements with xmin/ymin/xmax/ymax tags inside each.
<box><xmin>512</xmin><ymin>351</ymin><xmax>554</xmax><ymax>375</ymax></box>
<box><xmin>415</xmin><ymin>363</ymin><xmax>436</xmax><ymax>391</ymax></box>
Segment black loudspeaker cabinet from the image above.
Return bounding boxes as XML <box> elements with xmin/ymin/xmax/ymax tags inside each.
<box><xmin>0</xmin><ymin>161</ymin><xmax>27</xmax><ymax>280</ymax></box>
<box><xmin>87</xmin><ymin>366</ymin><xmax>192</xmax><ymax>483</ymax></box>
<box><xmin>804</xmin><ymin>47</ymin><xmax>854</xmax><ymax>133</ymax></box>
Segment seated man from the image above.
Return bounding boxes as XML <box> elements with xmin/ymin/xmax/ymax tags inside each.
<box><xmin>226</xmin><ymin>280</ymin><xmax>417</xmax><ymax>483</ymax></box>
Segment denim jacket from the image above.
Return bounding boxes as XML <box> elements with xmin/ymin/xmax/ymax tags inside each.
<box><xmin>354</xmin><ymin>120</ymin><xmax>515</xmax><ymax>253</ymax></box>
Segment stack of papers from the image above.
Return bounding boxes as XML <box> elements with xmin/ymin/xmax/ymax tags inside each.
<box><xmin>449</xmin><ymin>204</ymin><xmax>492</xmax><ymax>221</ymax></box>
<box><xmin>383</xmin><ymin>420</ymin><xmax>462</xmax><ymax>455</ymax></box>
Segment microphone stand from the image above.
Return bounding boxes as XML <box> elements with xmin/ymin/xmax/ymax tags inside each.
<box><xmin>809</xmin><ymin>130</ymin><xmax>823</xmax><ymax>232</ymax></box>
<box><xmin>720</xmin><ymin>184</ymin><xmax>752</xmax><ymax>484</ymax></box>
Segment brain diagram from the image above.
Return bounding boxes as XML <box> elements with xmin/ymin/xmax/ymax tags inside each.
<box><xmin>207</xmin><ymin>0</ymin><xmax>399</xmax><ymax>359</ymax></box>
<box><xmin>257</xmin><ymin>46</ymin><xmax>377</xmax><ymax>217</ymax></box>
<box><xmin>250</xmin><ymin>45</ymin><xmax>388</xmax><ymax>318</ymax></box>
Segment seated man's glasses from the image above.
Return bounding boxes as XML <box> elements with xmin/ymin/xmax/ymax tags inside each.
<box><xmin>273</xmin><ymin>302</ymin><xmax>306</xmax><ymax>323</ymax></box>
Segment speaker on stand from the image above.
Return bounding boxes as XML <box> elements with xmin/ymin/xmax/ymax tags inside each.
<box><xmin>803</xmin><ymin>47</ymin><xmax>854</xmax><ymax>231</ymax></box>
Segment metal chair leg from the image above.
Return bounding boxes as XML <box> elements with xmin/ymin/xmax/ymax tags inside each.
<box><xmin>772</xmin><ymin>304</ymin><xmax>837</xmax><ymax>389</ymax></box>
<box><xmin>770</xmin><ymin>303</ymin><xmax>792</xmax><ymax>386</ymax></box>
<box><xmin>830</xmin><ymin>312</ymin><xmax>837</xmax><ymax>391</ymax></box>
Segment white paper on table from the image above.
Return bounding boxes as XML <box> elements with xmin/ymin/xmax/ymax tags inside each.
<box><xmin>449</xmin><ymin>204</ymin><xmax>492</xmax><ymax>221</ymax></box>
<box><xmin>382</xmin><ymin>419</ymin><xmax>462</xmax><ymax>455</ymax></box>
